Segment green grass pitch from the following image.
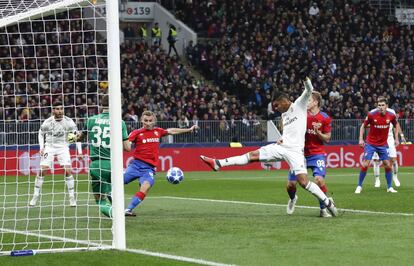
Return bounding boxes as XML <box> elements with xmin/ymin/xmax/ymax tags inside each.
<box><xmin>1</xmin><ymin>167</ymin><xmax>414</xmax><ymax>265</ymax></box>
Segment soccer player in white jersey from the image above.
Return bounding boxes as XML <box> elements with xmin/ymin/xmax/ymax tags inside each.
<box><xmin>29</xmin><ymin>101</ymin><xmax>82</xmax><ymax>207</ymax></box>
<box><xmin>372</xmin><ymin>106</ymin><xmax>406</xmax><ymax>188</ymax></box>
<box><xmin>200</xmin><ymin>78</ymin><xmax>338</xmax><ymax>217</ymax></box>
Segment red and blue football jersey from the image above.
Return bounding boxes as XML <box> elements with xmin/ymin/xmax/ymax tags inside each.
<box><xmin>363</xmin><ymin>109</ymin><xmax>397</xmax><ymax>146</ymax></box>
<box><xmin>128</xmin><ymin>127</ymin><xmax>169</xmax><ymax>167</ymax></box>
<box><xmin>304</xmin><ymin>111</ymin><xmax>332</xmax><ymax>156</ymax></box>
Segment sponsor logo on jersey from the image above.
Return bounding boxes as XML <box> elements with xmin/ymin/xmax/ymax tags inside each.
<box><xmin>284</xmin><ymin>116</ymin><xmax>298</xmax><ymax>127</ymax></box>
<box><xmin>142</xmin><ymin>138</ymin><xmax>160</xmax><ymax>144</ymax></box>
<box><xmin>374</xmin><ymin>125</ymin><xmax>389</xmax><ymax>129</ymax></box>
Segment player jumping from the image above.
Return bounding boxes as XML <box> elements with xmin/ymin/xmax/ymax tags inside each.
<box><xmin>286</xmin><ymin>91</ymin><xmax>332</xmax><ymax>217</ymax></box>
<box><xmin>200</xmin><ymin>78</ymin><xmax>338</xmax><ymax>217</ymax></box>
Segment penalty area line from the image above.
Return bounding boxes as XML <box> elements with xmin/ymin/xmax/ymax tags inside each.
<box><xmin>125</xmin><ymin>248</ymin><xmax>236</xmax><ymax>266</ymax></box>
<box><xmin>151</xmin><ymin>196</ymin><xmax>414</xmax><ymax>217</ymax></box>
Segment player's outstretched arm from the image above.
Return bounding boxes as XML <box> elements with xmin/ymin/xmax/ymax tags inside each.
<box><xmin>167</xmin><ymin>125</ymin><xmax>199</xmax><ymax>135</ymax></box>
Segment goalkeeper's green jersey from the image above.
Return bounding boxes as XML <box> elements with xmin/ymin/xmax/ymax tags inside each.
<box><xmin>86</xmin><ymin>112</ymin><xmax>129</xmax><ymax>160</ymax></box>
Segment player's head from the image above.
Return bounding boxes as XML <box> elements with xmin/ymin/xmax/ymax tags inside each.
<box><xmin>273</xmin><ymin>92</ymin><xmax>291</xmax><ymax>113</ymax></box>
<box><xmin>377</xmin><ymin>96</ymin><xmax>388</xmax><ymax>114</ymax></box>
<box><xmin>308</xmin><ymin>91</ymin><xmax>322</xmax><ymax>110</ymax></box>
<box><xmin>141</xmin><ymin>110</ymin><xmax>156</xmax><ymax>130</ymax></box>
<box><xmin>52</xmin><ymin>101</ymin><xmax>64</xmax><ymax>120</ymax></box>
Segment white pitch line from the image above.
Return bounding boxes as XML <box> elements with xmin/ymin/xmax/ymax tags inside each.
<box><xmin>189</xmin><ymin>172</ymin><xmax>413</xmax><ymax>181</ymax></box>
<box><xmin>126</xmin><ymin>248</ymin><xmax>236</xmax><ymax>266</ymax></box>
<box><xmin>0</xmin><ymin>228</ymin><xmax>236</xmax><ymax>265</ymax></box>
<box><xmin>151</xmin><ymin>196</ymin><xmax>414</xmax><ymax>217</ymax></box>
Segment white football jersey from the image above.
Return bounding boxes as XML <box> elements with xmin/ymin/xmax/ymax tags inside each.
<box><xmin>281</xmin><ymin>79</ymin><xmax>313</xmax><ymax>149</ymax></box>
<box><xmin>39</xmin><ymin>116</ymin><xmax>78</xmax><ymax>149</ymax></box>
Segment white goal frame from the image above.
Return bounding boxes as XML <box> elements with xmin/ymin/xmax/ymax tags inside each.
<box><xmin>0</xmin><ymin>0</ymin><xmax>125</xmax><ymax>254</ymax></box>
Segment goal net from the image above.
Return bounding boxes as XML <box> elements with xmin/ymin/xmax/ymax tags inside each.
<box><xmin>0</xmin><ymin>0</ymin><xmax>122</xmax><ymax>255</ymax></box>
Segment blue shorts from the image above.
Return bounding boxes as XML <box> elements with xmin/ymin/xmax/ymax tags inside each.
<box><xmin>363</xmin><ymin>144</ymin><xmax>389</xmax><ymax>161</ymax></box>
<box><xmin>288</xmin><ymin>154</ymin><xmax>326</xmax><ymax>181</ymax></box>
<box><xmin>123</xmin><ymin>159</ymin><xmax>156</xmax><ymax>187</ymax></box>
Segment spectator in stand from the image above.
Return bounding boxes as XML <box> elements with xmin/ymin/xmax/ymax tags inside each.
<box><xmin>167</xmin><ymin>24</ymin><xmax>179</xmax><ymax>57</ymax></box>
<box><xmin>151</xmin><ymin>22</ymin><xmax>162</xmax><ymax>46</ymax></box>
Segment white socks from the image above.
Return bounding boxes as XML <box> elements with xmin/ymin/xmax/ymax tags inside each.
<box><xmin>218</xmin><ymin>154</ymin><xmax>250</xmax><ymax>167</ymax></box>
<box><xmin>305</xmin><ymin>181</ymin><xmax>329</xmax><ymax>206</ymax></box>
<box><xmin>392</xmin><ymin>161</ymin><xmax>398</xmax><ymax>177</ymax></box>
<box><xmin>373</xmin><ymin>161</ymin><xmax>380</xmax><ymax>178</ymax></box>
<box><xmin>65</xmin><ymin>175</ymin><xmax>75</xmax><ymax>198</ymax></box>
<box><xmin>33</xmin><ymin>176</ymin><xmax>44</xmax><ymax>196</ymax></box>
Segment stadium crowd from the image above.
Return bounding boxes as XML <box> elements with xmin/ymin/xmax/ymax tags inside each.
<box><xmin>180</xmin><ymin>0</ymin><xmax>414</xmax><ymax>120</ymax></box>
<box><xmin>1</xmin><ymin>0</ymin><xmax>414</xmax><ymax>128</ymax></box>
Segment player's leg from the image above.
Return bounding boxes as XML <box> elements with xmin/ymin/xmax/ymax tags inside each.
<box><xmin>306</xmin><ymin>155</ymin><xmax>330</xmax><ymax>216</ymax></box>
<box><xmin>388</xmin><ymin>144</ymin><xmax>400</xmax><ymax>186</ymax></box>
<box><xmin>30</xmin><ymin>149</ymin><xmax>53</xmax><ymax>206</ymax></box>
<box><xmin>285</xmin><ymin>150</ymin><xmax>337</xmax><ymax>216</ymax></box>
<box><xmin>391</xmin><ymin>157</ymin><xmax>400</xmax><ymax>187</ymax></box>
<box><xmin>286</xmin><ymin>174</ymin><xmax>298</xmax><ymax>215</ymax></box>
<box><xmin>377</xmin><ymin>147</ymin><xmax>396</xmax><ymax>192</ymax></box>
<box><xmin>90</xmin><ymin>160</ymin><xmax>112</xmax><ymax>217</ymax></box>
<box><xmin>200</xmin><ymin>148</ymin><xmax>259</xmax><ymax>171</ymax></box>
<box><xmin>372</xmin><ymin>152</ymin><xmax>381</xmax><ymax>187</ymax></box>
<box><xmin>123</xmin><ymin>160</ymin><xmax>141</xmax><ymax>185</ymax></box>
<box><xmin>296</xmin><ymin>173</ymin><xmax>337</xmax><ymax>217</ymax></box>
<box><xmin>125</xmin><ymin>172</ymin><xmax>154</xmax><ymax>217</ymax></box>
<box><xmin>58</xmin><ymin>148</ymin><xmax>76</xmax><ymax>206</ymax></box>
<box><xmin>382</xmin><ymin>160</ymin><xmax>396</xmax><ymax>192</ymax></box>
<box><xmin>63</xmin><ymin>166</ymin><xmax>76</xmax><ymax>206</ymax></box>
<box><xmin>56</xmin><ymin>148</ymin><xmax>76</xmax><ymax>207</ymax></box>
<box><xmin>355</xmin><ymin>144</ymin><xmax>375</xmax><ymax>193</ymax></box>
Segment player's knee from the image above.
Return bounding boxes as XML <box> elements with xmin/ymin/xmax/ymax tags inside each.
<box><xmin>248</xmin><ymin>150</ymin><xmax>259</xmax><ymax>161</ymax></box>
<box><xmin>314</xmin><ymin>176</ymin><xmax>324</xmax><ymax>185</ymax></box>
<box><xmin>287</xmin><ymin>181</ymin><xmax>296</xmax><ymax>190</ymax></box>
<box><xmin>296</xmin><ymin>174</ymin><xmax>309</xmax><ymax>187</ymax></box>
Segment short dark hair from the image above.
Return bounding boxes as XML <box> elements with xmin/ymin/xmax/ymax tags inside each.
<box><xmin>101</xmin><ymin>95</ymin><xmax>109</xmax><ymax>107</ymax></box>
<box><xmin>52</xmin><ymin>101</ymin><xmax>63</xmax><ymax>108</ymax></box>
<box><xmin>377</xmin><ymin>96</ymin><xmax>388</xmax><ymax>104</ymax></box>
<box><xmin>273</xmin><ymin>91</ymin><xmax>289</xmax><ymax>102</ymax></box>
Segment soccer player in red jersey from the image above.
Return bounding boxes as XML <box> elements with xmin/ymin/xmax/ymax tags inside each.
<box><xmin>355</xmin><ymin>97</ymin><xmax>399</xmax><ymax>194</ymax></box>
<box><xmin>124</xmin><ymin>111</ymin><xmax>199</xmax><ymax>216</ymax></box>
<box><xmin>286</xmin><ymin>91</ymin><xmax>333</xmax><ymax>217</ymax></box>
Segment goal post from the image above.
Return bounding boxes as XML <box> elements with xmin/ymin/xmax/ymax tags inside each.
<box><xmin>0</xmin><ymin>0</ymin><xmax>125</xmax><ymax>255</ymax></box>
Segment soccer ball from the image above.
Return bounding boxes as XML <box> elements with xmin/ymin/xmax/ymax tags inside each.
<box><xmin>67</xmin><ymin>133</ymin><xmax>77</xmax><ymax>143</ymax></box>
<box><xmin>166</xmin><ymin>167</ymin><xmax>184</xmax><ymax>184</ymax></box>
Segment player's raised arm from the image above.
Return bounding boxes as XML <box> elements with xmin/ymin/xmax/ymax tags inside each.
<box><xmin>296</xmin><ymin>77</ymin><xmax>314</xmax><ymax>108</ymax></box>
<box><xmin>167</xmin><ymin>125</ymin><xmax>199</xmax><ymax>135</ymax></box>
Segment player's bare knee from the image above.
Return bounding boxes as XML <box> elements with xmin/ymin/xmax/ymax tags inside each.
<box><xmin>248</xmin><ymin>150</ymin><xmax>260</xmax><ymax>162</ymax></box>
<box><xmin>382</xmin><ymin>160</ymin><xmax>391</xmax><ymax>168</ymax></box>
<box><xmin>287</xmin><ymin>181</ymin><xmax>296</xmax><ymax>190</ymax></box>
<box><xmin>314</xmin><ymin>176</ymin><xmax>324</xmax><ymax>186</ymax></box>
<box><xmin>296</xmin><ymin>174</ymin><xmax>309</xmax><ymax>188</ymax></box>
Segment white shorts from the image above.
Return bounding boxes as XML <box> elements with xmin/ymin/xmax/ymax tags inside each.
<box><xmin>372</xmin><ymin>145</ymin><xmax>396</xmax><ymax>160</ymax></box>
<box><xmin>40</xmin><ymin>146</ymin><xmax>71</xmax><ymax>168</ymax></box>
<box><xmin>259</xmin><ymin>144</ymin><xmax>307</xmax><ymax>175</ymax></box>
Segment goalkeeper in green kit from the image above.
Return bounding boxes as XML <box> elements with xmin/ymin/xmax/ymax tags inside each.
<box><xmin>76</xmin><ymin>95</ymin><xmax>131</xmax><ymax>217</ymax></box>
